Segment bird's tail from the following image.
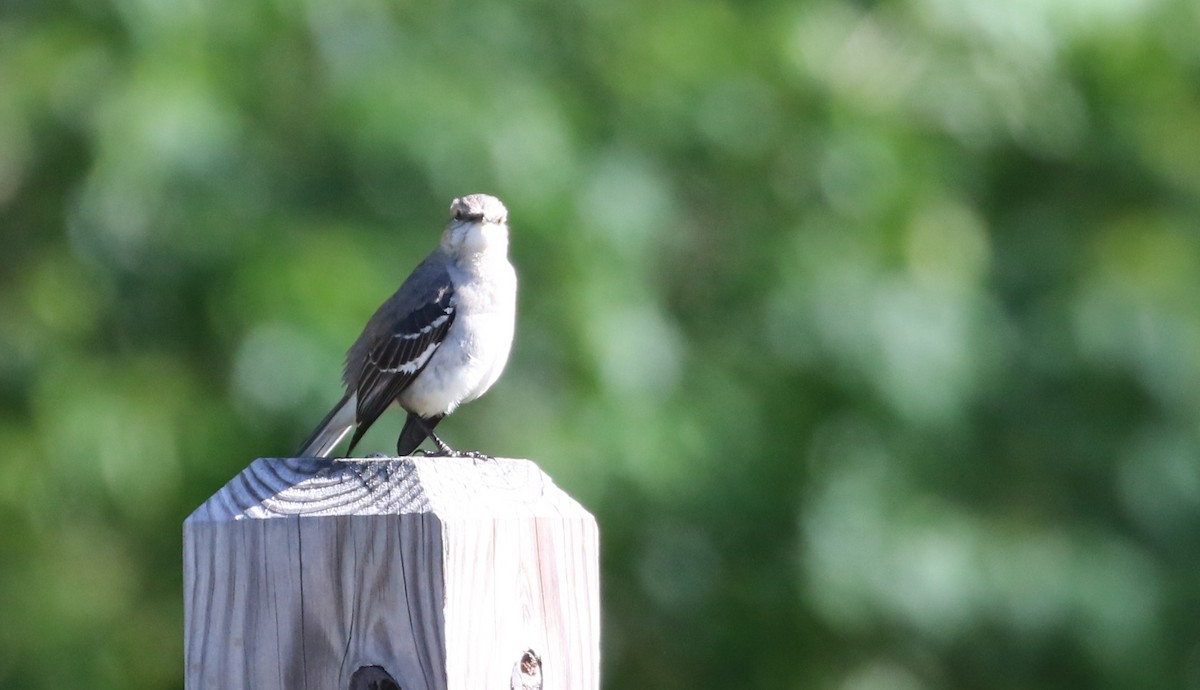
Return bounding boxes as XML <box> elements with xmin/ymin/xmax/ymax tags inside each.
<box><xmin>297</xmin><ymin>392</ymin><xmax>356</xmax><ymax>457</ymax></box>
<box><xmin>396</xmin><ymin>412</ymin><xmax>443</xmax><ymax>456</ymax></box>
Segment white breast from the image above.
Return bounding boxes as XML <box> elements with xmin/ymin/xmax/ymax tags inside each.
<box><xmin>396</xmin><ymin>259</ymin><xmax>516</xmax><ymax>418</ymax></box>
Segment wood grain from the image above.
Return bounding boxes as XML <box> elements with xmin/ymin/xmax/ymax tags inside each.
<box><xmin>184</xmin><ymin>457</ymin><xmax>599</xmax><ymax>690</ymax></box>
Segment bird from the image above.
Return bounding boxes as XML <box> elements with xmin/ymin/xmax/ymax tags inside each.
<box><xmin>298</xmin><ymin>193</ymin><xmax>517</xmax><ymax>458</ymax></box>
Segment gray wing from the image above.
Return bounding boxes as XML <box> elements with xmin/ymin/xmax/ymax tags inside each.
<box><xmin>345</xmin><ymin>259</ymin><xmax>457</xmax><ymax>452</ymax></box>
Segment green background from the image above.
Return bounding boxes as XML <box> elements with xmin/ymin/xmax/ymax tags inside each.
<box><xmin>2</xmin><ymin>0</ymin><xmax>1199</xmax><ymax>687</ymax></box>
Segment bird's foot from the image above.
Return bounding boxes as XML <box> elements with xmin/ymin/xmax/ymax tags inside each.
<box><xmin>412</xmin><ymin>448</ymin><xmax>493</xmax><ymax>461</ymax></box>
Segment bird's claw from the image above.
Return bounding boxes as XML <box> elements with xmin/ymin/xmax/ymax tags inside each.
<box><xmin>411</xmin><ymin>448</ymin><xmax>493</xmax><ymax>461</ymax></box>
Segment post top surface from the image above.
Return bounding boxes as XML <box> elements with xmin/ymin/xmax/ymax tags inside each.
<box><xmin>186</xmin><ymin>456</ymin><xmax>590</xmax><ymax>523</ymax></box>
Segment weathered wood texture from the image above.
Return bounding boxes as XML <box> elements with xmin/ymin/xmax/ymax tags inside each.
<box><xmin>184</xmin><ymin>456</ymin><xmax>599</xmax><ymax>690</ymax></box>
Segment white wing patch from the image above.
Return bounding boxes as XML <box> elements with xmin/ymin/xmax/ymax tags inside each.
<box><xmin>379</xmin><ymin>340</ymin><xmax>440</xmax><ymax>374</ymax></box>
<box><xmin>397</xmin><ymin>310</ymin><xmax>452</xmax><ymax>340</ymax></box>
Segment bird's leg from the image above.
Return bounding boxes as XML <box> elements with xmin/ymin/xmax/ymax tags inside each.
<box><xmin>427</xmin><ymin>430</ymin><xmax>455</xmax><ymax>455</ymax></box>
<box><xmin>405</xmin><ymin>417</ymin><xmax>460</xmax><ymax>457</ymax></box>
<box><xmin>406</xmin><ymin>416</ymin><xmax>492</xmax><ymax>459</ymax></box>
<box><xmin>425</xmin><ymin>432</ymin><xmax>493</xmax><ymax>460</ymax></box>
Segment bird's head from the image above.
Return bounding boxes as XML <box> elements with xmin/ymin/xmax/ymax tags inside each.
<box><xmin>441</xmin><ymin>193</ymin><xmax>509</xmax><ymax>259</ymax></box>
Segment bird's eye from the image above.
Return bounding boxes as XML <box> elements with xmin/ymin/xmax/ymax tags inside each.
<box><xmin>453</xmin><ymin>208</ymin><xmax>485</xmax><ymax>222</ymax></box>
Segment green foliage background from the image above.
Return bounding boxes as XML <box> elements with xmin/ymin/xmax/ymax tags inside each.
<box><xmin>2</xmin><ymin>0</ymin><xmax>1199</xmax><ymax>687</ymax></box>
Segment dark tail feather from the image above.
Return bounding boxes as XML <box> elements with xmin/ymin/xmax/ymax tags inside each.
<box><xmin>396</xmin><ymin>413</ymin><xmax>443</xmax><ymax>456</ymax></box>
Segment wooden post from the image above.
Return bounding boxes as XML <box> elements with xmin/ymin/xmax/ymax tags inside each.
<box><xmin>183</xmin><ymin>456</ymin><xmax>599</xmax><ymax>690</ymax></box>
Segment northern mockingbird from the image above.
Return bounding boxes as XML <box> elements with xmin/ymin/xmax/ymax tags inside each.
<box><xmin>298</xmin><ymin>193</ymin><xmax>517</xmax><ymax>458</ymax></box>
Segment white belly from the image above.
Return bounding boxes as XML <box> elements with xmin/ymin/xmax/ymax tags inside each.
<box><xmin>397</xmin><ymin>309</ymin><xmax>515</xmax><ymax>418</ymax></box>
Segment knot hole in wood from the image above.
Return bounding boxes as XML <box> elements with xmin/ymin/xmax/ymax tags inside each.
<box><xmin>349</xmin><ymin>665</ymin><xmax>401</xmax><ymax>690</ymax></box>
<box><xmin>510</xmin><ymin>649</ymin><xmax>543</xmax><ymax>690</ymax></box>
